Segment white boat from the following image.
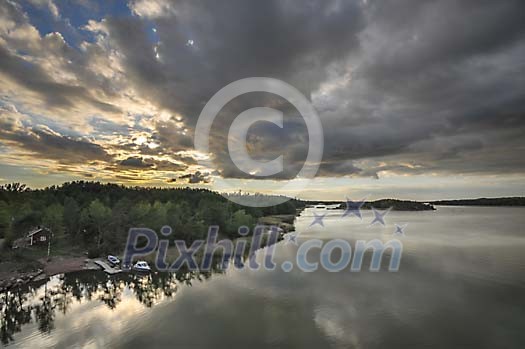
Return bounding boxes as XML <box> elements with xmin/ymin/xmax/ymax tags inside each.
<box><xmin>133</xmin><ymin>261</ymin><xmax>151</xmax><ymax>272</ymax></box>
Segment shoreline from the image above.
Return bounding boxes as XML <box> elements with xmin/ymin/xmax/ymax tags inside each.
<box><xmin>0</xmin><ymin>214</ymin><xmax>298</xmax><ymax>292</ymax></box>
<box><xmin>0</xmin><ymin>257</ymin><xmax>101</xmax><ymax>292</ymax></box>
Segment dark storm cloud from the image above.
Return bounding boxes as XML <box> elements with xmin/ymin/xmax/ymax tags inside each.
<box><xmin>153</xmin><ymin>159</ymin><xmax>187</xmax><ymax>172</ymax></box>
<box><xmin>360</xmin><ymin>0</ymin><xmax>525</xmax><ymax>85</ymax></box>
<box><xmin>179</xmin><ymin>171</ymin><xmax>210</xmax><ymax>184</ymax></box>
<box><xmin>117</xmin><ymin>156</ymin><xmax>187</xmax><ymax>172</ymax></box>
<box><xmin>0</xmin><ymin>118</ymin><xmax>111</xmax><ymax>165</ymax></box>
<box><xmin>106</xmin><ymin>0</ymin><xmax>365</xmax><ymax>120</ymax></box>
<box><xmin>318</xmin><ymin>161</ymin><xmax>365</xmax><ymax>178</ymax></box>
<box><xmin>119</xmin><ymin>156</ymin><xmax>153</xmax><ymax>169</ymax></box>
<box><xmin>200</xmin><ymin>99</ymin><xmax>311</xmax><ymax>180</ymax></box>
<box><xmin>0</xmin><ymin>44</ymin><xmax>119</xmax><ymax>113</ymax></box>
<box><xmin>155</xmin><ymin>119</ymin><xmax>195</xmax><ymax>153</ymax></box>
<box><xmin>2</xmin><ymin>0</ymin><xmax>525</xmax><ymax>181</ymax></box>
<box><xmin>312</xmin><ymin>0</ymin><xmax>525</xmax><ymax>177</ymax></box>
<box><xmin>112</xmin><ymin>0</ymin><xmax>525</xmax><ymax>179</ymax></box>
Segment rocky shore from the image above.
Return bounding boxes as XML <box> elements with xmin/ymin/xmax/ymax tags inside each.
<box><xmin>0</xmin><ymin>257</ymin><xmax>98</xmax><ymax>292</ymax></box>
<box><xmin>0</xmin><ymin>269</ymin><xmax>44</xmax><ymax>292</ymax></box>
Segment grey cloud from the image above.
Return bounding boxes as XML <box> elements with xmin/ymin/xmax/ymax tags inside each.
<box><xmin>155</xmin><ymin>120</ymin><xmax>194</xmax><ymax>153</ymax></box>
<box><xmin>0</xmin><ymin>44</ymin><xmax>119</xmax><ymax>113</ymax></box>
<box><xmin>308</xmin><ymin>0</ymin><xmax>525</xmax><ymax>177</ymax></box>
<box><xmin>153</xmin><ymin>159</ymin><xmax>187</xmax><ymax>172</ymax></box>
<box><xmin>360</xmin><ymin>0</ymin><xmax>525</xmax><ymax>85</ymax></box>
<box><xmin>119</xmin><ymin>156</ymin><xmax>153</xmax><ymax>169</ymax></box>
<box><xmin>0</xmin><ymin>118</ymin><xmax>111</xmax><ymax>165</ymax></box>
<box><xmin>104</xmin><ymin>0</ymin><xmax>366</xmax><ymax>122</ymax></box>
<box><xmin>117</xmin><ymin>156</ymin><xmax>187</xmax><ymax>172</ymax></box>
<box><xmin>179</xmin><ymin>171</ymin><xmax>210</xmax><ymax>184</ymax></box>
<box><xmin>318</xmin><ymin>161</ymin><xmax>365</xmax><ymax>178</ymax></box>
<box><xmin>117</xmin><ymin>0</ymin><xmax>524</xmax><ymax>179</ymax></box>
<box><xmin>2</xmin><ymin>0</ymin><xmax>525</xmax><ymax>181</ymax></box>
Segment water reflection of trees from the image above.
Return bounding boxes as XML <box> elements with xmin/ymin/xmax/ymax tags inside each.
<box><xmin>0</xmin><ymin>268</ymin><xmax>218</xmax><ymax>346</ymax></box>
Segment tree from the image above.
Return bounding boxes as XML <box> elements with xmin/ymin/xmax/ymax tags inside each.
<box><xmin>182</xmin><ymin>217</ymin><xmax>207</xmax><ymax>242</ymax></box>
<box><xmin>227</xmin><ymin>209</ymin><xmax>256</xmax><ymax>237</ymax></box>
<box><xmin>11</xmin><ymin>203</ymin><xmax>40</xmax><ymax>238</ymax></box>
<box><xmin>83</xmin><ymin>200</ymin><xmax>111</xmax><ymax>249</ymax></box>
<box><xmin>63</xmin><ymin>197</ymin><xmax>80</xmax><ymax>237</ymax></box>
<box><xmin>148</xmin><ymin>201</ymin><xmax>168</xmax><ymax>231</ymax></box>
<box><xmin>129</xmin><ymin>201</ymin><xmax>151</xmax><ymax>227</ymax></box>
<box><xmin>0</xmin><ymin>181</ymin><xmax>309</xmax><ymax>254</ymax></box>
<box><xmin>0</xmin><ymin>200</ymin><xmax>10</xmax><ymax>239</ymax></box>
<box><xmin>0</xmin><ymin>183</ymin><xmax>27</xmax><ymax>193</ymax></box>
<box><xmin>197</xmin><ymin>199</ymin><xmax>228</xmax><ymax>234</ymax></box>
<box><xmin>43</xmin><ymin>204</ymin><xmax>64</xmax><ymax>237</ymax></box>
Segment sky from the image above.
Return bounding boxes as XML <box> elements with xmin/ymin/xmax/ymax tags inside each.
<box><xmin>0</xmin><ymin>0</ymin><xmax>524</xmax><ymax>201</ymax></box>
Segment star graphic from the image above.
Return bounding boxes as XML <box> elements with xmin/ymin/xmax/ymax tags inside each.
<box><xmin>394</xmin><ymin>223</ymin><xmax>408</xmax><ymax>236</ymax></box>
<box><xmin>310</xmin><ymin>212</ymin><xmax>327</xmax><ymax>227</ymax></box>
<box><xmin>370</xmin><ymin>207</ymin><xmax>392</xmax><ymax>226</ymax></box>
<box><xmin>341</xmin><ymin>197</ymin><xmax>365</xmax><ymax>219</ymax></box>
<box><xmin>284</xmin><ymin>233</ymin><xmax>299</xmax><ymax>245</ymax></box>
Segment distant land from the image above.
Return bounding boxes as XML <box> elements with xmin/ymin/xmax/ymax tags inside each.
<box><xmin>430</xmin><ymin>197</ymin><xmax>525</xmax><ymax>207</ymax></box>
<box><xmin>316</xmin><ymin>197</ymin><xmax>525</xmax><ymax>211</ymax></box>
<box><xmin>322</xmin><ymin>199</ymin><xmax>435</xmax><ymax>211</ymax></box>
<box><xmin>362</xmin><ymin>199</ymin><xmax>435</xmax><ymax>211</ymax></box>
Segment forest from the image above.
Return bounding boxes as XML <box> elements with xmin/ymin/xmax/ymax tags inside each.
<box><xmin>431</xmin><ymin>197</ymin><xmax>525</xmax><ymax>206</ymax></box>
<box><xmin>0</xmin><ymin>182</ymin><xmax>305</xmax><ymax>257</ymax></box>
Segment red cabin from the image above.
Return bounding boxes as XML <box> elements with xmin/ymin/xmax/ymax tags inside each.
<box><xmin>26</xmin><ymin>227</ymin><xmax>53</xmax><ymax>246</ymax></box>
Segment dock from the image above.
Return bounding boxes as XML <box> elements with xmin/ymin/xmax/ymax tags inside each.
<box><xmin>94</xmin><ymin>260</ymin><xmax>122</xmax><ymax>275</ymax></box>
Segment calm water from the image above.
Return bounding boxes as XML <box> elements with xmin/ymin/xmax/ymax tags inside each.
<box><xmin>2</xmin><ymin>206</ymin><xmax>525</xmax><ymax>348</ymax></box>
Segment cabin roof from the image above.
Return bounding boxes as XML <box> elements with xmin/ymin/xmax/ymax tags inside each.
<box><xmin>27</xmin><ymin>227</ymin><xmax>51</xmax><ymax>237</ymax></box>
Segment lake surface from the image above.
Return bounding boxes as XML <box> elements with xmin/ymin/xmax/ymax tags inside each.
<box><xmin>2</xmin><ymin>206</ymin><xmax>525</xmax><ymax>348</ymax></box>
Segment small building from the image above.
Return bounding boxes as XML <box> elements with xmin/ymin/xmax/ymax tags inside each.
<box><xmin>13</xmin><ymin>227</ymin><xmax>53</xmax><ymax>249</ymax></box>
<box><xmin>27</xmin><ymin>227</ymin><xmax>52</xmax><ymax>246</ymax></box>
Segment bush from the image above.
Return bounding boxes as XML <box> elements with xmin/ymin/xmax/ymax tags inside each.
<box><xmin>3</xmin><ymin>229</ymin><xmax>15</xmax><ymax>251</ymax></box>
<box><xmin>87</xmin><ymin>247</ymin><xmax>101</xmax><ymax>258</ymax></box>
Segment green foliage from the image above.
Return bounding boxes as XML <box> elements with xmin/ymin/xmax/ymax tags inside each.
<box><xmin>3</xmin><ymin>228</ymin><xmax>15</xmax><ymax>250</ymax></box>
<box><xmin>129</xmin><ymin>201</ymin><xmax>151</xmax><ymax>227</ymax></box>
<box><xmin>0</xmin><ymin>200</ymin><xmax>10</xmax><ymax>239</ymax></box>
<box><xmin>63</xmin><ymin>197</ymin><xmax>80</xmax><ymax>237</ymax></box>
<box><xmin>87</xmin><ymin>246</ymin><xmax>101</xmax><ymax>259</ymax></box>
<box><xmin>197</xmin><ymin>199</ymin><xmax>228</xmax><ymax>233</ymax></box>
<box><xmin>227</xmin><ymin>209</ymin><xmax>256</xmax><ymax>236</ymax></box>
<box><xmin>0</xmin><ymin>181</ymin><xmax>308</xmax><ymax>254</ymax></box>
<box><xmin>82</xmin><ymin>199</ymin><xmax>112</xmax><ymax>248</ymax></box>
<box><xmin>42</xmin><ymin>204</ymin><xmax>64</xmax><ymax>236</ymax></box>
<box><xmin>11</xmin><ymin>203</ymin><xmax>41</xmax><ymax>239</ymax></box>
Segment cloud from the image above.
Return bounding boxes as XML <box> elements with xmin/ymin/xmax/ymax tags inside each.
<box><xmin>116</xmin><ymin>156</ymin><xmax>187</xmax><ymax>172</ymax></box>
<box><xmin>0</xmin><ymin>43</ymin><xmax>119</xmax><ymax>113</ymax></box>
<box><xmin>0</xmin><ymin>0</ymin><xmax>525</xmax><ymax>188</ymax></box>
<box><xmin>128</xmin><ymin>0</ymin><xmax>174</xmax><ymax>18</ymax></box>
<box><xmin>0</xmin><ymin>116</ymin><xmax>111</xmax><ymax>165</ymax></box>
<box><xmin>119</xmin><ymin>156</ymin><xmax>153</xmax><ymax>169</ymax></box>
<box><xmin>113</xmin><ymin>0</ymin><xmax>525</xmax><ymax>180</ymax></box>
<box><xmin>28</xmin><ymin>0</ymin><xmax>60</xmax><ymax>19</ymax></box>
<box><xmin>179</xmin><ymin>171</ymin><xmax>210</xmax><ymax>184</ymax></box>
